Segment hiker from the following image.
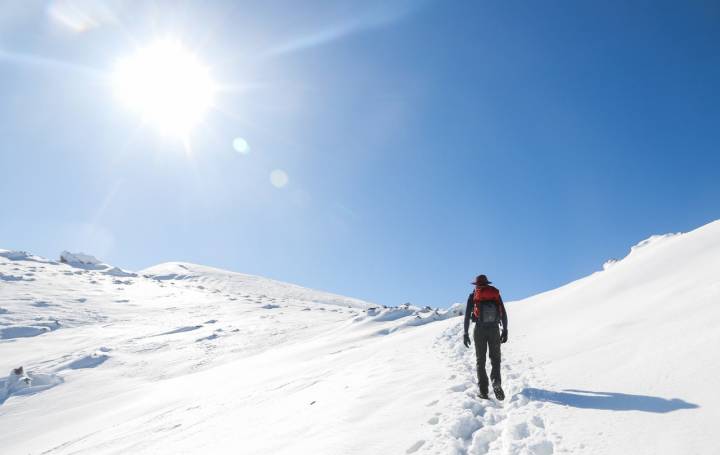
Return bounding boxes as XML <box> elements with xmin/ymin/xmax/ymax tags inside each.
<box><xmin>463</xmin><ymin>274</ymin><xmax>508</xmax><ymax>400</ymax></box>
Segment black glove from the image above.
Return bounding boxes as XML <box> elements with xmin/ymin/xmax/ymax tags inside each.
<box><xmin>463</xmin><ymin>333</ymin><xmax>471</xmax><ymax>348</ymax></box>
<box><xmin>501</xmin><ymin>328</ymin><xmax>508</xmax><ymax>344</ymax></box>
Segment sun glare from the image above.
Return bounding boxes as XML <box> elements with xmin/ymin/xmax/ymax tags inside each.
<box><xmin>112</xmin><ymin>40</ymin><xmax>216</xmax><ymax>136</ymax></box>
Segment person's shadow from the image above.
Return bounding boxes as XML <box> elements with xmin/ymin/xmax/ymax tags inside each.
<box><xmin>521</xmin><ymin>388</ymin><xmax>699</xmax><ymax>413</ymax></box>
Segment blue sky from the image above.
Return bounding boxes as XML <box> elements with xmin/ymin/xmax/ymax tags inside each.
<box><xmin>1</xmin><ymin>1</ymin><xmax>719</xmax><ymax>307</ymax></box>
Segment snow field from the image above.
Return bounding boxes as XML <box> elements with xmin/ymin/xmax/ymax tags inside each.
<box><xmin>2</xmin><ymin>219</ymin><xmax>719</xmax><ymax>454</ymax></box>
<box><xmin>0</xmin><ymin>253</ymin><xmax>468</xmax><ymax>454</ymax></box>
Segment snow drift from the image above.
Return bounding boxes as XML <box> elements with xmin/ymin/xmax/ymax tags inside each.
<box><xmin>60</xmin><ymin>251</ymin><xmax>137</xmax><ymax>277</ymax></box>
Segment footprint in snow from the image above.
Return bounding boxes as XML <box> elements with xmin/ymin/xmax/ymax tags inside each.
<box><xmin>509</xmin><ymin>421</ymin><xmax>530</xmax><ymax>440</ymax></box>
<box><xmin>531</xmin><ymin>415</ymin><xmax>545</xmax><ymax>428</ymax></box>
<box><xmin>405</xmin><ymin>440</ymin><xmax>425</xmax><ymax>454</ymax></box>
<box><xmin>434</xmin><ymin>324</ymin><xmax>559</xmax><ymax>455</ymax></box>
<box><xmin>0</xmin><ymin>274</ymin><xmax>25</xmax><ymax>281</ymax></box>
<box><xmin>154</xmin><ymin>325</ymin><xmax>203</xmax><ymax>336</ymax></box>
<box><xmin>196</xmin><ymin>334</ymin><xmax>219</xmax><ymax>342</ymax></box>
<box><xmin>448</xmin><ymin>383</ymin><xmax>471</xmax><ymax>392</ymax></box>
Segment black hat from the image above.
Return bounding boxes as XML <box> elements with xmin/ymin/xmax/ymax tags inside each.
<box><xmin>472</xmin><ymin>274</ymin><xmax>491</xmax><ymax>285</ymax></box>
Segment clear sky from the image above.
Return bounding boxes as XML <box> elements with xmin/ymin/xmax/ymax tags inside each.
<box><xmin>1</xmin><ymin>1</ymin><xmax>719</xmax><ymax>307</ymax></box>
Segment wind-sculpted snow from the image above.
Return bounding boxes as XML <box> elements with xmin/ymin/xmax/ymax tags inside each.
<box><xmin>60</xmin><ymin>251</ymin><xmax>137</xmax><ymax>277</ymax></box>
<box><xmin>601</xmin><ymin>232</ymin><xmax>682</xmax><ymax>271</ymax></box>
<box><xmin>356</xmin><ymin>303</ymin><xmax>465</xmax><ymax>336</ymax></box>
<box><xmin>0</xmin><ymin>249</ymin><xmax>57</xmax><ymax>263</ymax></box>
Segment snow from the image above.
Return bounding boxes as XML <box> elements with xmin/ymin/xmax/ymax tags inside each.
<box><xmin>59</xmin><ymin>251</ymin><xmax>103</xmax><ymax>266</ymax></box>
<box><xmin>510</xmin><ymin>220</ymin><xmax>720</xmax><ymax>454</ymax></box>
<box><xmin>1</xmin><ymin>220</ymin><xmax>719</xmax><ymax>454</ymax></box>
<box><xmin>0</xmin><ymin>249</ymin><xmax>57</xmax><ymax>264</ymax></box>
<box><xmin>603</xmin><ymin>233</ymin><xmax>681</xmax><ymax>271</ymax></box>
<box><xmin>60</xmin><ymin>251</ymin><xmax>137</xmax><ymax>277</ymax></box>
<box><xmin>1</xmin><ymin>367</ymin><xmax>63</xmax><ymax>405</ymax></box>
<box><xmin>0</xmin><ymin>324</ymin><xmax>57</xmax><ymax>340</ymax></box>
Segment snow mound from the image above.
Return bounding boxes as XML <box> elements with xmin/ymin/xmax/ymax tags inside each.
<box><xmin>60</xmin><ymin>251</ymin><xmax>137</xmax><ymax>277</ymax></box>
<box><xmin>0</xmin><ymin>367</ymin><xmax>63</xmax><ymax>405</ymax></box>
<box><xmin>60</xmin><ymin>251</ymin><xmax>103</xmax><ymax>267</ymax></box>
<box><xmin>141</xmin><ymin>262</ymin><xmax>195</xmax><ymax>281</ymax></box>
<box><xmin>0</xmin><ymin>249</ymin><xmax>55</xmax><ymax>264</ymax></box>
<box><xmin>358</xmin><ymin>303</ymin><xmax>464</xmax><ymax>335</ymax></box>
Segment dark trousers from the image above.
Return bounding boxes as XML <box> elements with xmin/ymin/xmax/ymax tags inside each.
<box><xmin>474</xmin><ymin>324</ymin><xmax>501</xmax><ymax>393</ymax></box>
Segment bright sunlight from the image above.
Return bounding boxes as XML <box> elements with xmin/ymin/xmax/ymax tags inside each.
<box><xmin>111</xmin><ymin>40</ymin><xmax>216</xmax><ymax>136</ymax></box>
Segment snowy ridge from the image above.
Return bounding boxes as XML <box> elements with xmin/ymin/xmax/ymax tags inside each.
<box><xmin>510</xmin><ymin>220</ymin><xmax>720</xmax><ymax>454</ymax></box>
<box><xmin>603</xmin><ymin>232</ymin><xmax>681</xmax><ymax>270</ymax></box>
<box><xmin>142</xmin><ymin>261</ymin><xmax>373</xmax><ymax>310</ymax></box>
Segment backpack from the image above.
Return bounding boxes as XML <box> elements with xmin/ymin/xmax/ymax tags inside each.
<box><xmin>471</xmin><ymin>285</ymin><xmax>502</xmax><ymax>324</ymax></box>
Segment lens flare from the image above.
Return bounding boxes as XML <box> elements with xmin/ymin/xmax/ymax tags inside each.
<box><xmin>233</xmin><ymin>137</ymin><xmax>250</xmax><ymax>154</ymax></box>
<box><xmin>270</xmin><ymin>169</ymin><xmax>289</xmax><ymax>188</ymax></box>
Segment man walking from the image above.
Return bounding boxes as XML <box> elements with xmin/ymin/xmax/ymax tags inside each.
<box><xmin>463</xmin><ymin>274</ymin><xmax>508</xmax><ymax>400</ymax></box>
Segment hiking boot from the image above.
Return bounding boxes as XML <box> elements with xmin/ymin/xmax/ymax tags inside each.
<box><xmin>479</xmin><ymin>386</ymin><xmax>489</xmax><ymax>399</ymax></box>
<box><xmin>493</xmin><ymin>383</ymin><xmax>505</xmax><ymax>401</ymax></box>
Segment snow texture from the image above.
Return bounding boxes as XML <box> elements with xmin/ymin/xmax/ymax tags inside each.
<box><xmin>1</xmin><ymin>220</ymin><xmax>719</xmax><ymax>454</ymax></box>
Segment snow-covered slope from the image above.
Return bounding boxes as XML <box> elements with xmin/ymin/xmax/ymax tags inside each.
<box><xmin>509</xmin><ymin>220</ymin><xmax>720</xmax><ymax>455</ymax></box>
<box><xmin>1</xmin><ymin>220</ymin><xmax>719</xmax><ymax>455</ymax></box>
<box><xmin>1</xmin><ymin>251</ymin><xmax>494</xmax><ymax>455</ymax></box>
<box><xmin>141</xmin><ymin>261</ymin><xmax>373</xmax><ymax>309</ymax></box>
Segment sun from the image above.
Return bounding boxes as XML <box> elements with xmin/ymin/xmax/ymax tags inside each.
<box><xmin>111</xmin><ymin>40</ymin><xmax>216</xmax><ymax>136</ymax></box>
